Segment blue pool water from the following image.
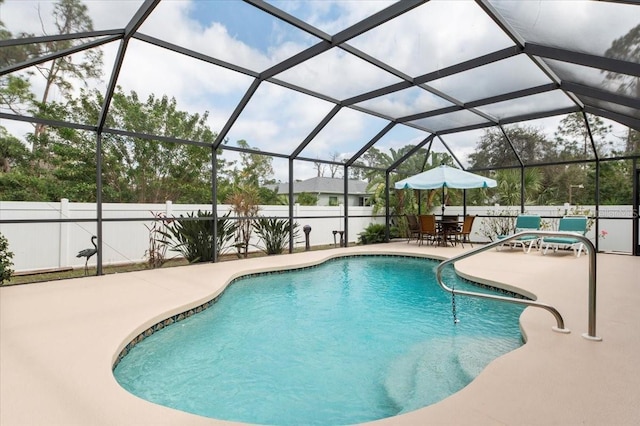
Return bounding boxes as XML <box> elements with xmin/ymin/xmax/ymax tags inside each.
<box><xmin>114</xmin><ymin>256</ymin><xmax>524</xmax><ymax>425</ymax></box>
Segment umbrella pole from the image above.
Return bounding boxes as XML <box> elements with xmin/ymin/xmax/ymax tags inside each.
<box><xmin>441</xmin><ymin>186</ymin><xmax>445</xmax><ymax>216</ymax></box>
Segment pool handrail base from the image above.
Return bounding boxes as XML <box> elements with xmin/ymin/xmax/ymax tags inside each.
<box><xmin>436</xmin><ymin>231</ymin><xmax>600</xmax><ymax>340</ymax></box>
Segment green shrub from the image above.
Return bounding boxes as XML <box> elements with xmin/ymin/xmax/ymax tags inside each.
<box><xmin>161</xmin><ymin>211</ymin><xmax>236</xmax><ymax>263</ymax></box>
<box><xmin>296</xmin><ymin>192</ymin><xmax>317</xmax><ymax>206</ymax></box>
<box><xmin>358</xmin><ymin>223</ymin><xmax>388</xmax><ymax>245</ymax></box>
<box><xmin>253</xmin><ymin>218</ymin><xmax>299</xmax><ymax>255</ymax></box>
<box><xmin>0</xmin><ymin>232</ymin><xmax>14</xmax><ymax>284</ymax></box>
<box><xmin>389</xmin><ymin>225</ymin><xmax>401</xmax><ymax>239</ymax></box>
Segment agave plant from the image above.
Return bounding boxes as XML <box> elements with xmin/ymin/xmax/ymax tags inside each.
<box><xmin>253</xmin><ymin>218</ymin><xmax>299</xmax><ymax>255</ymax></box>
<box><xmin>161</xmin><ymin>210</ymin><xmax>236</xmax><ymax>263</ymax></box>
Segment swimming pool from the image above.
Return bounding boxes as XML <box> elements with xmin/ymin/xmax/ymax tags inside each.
<box><xmin>114</xmin><ymin>255</ymin><xmax>525</xmax><ymax>425</ymax></box>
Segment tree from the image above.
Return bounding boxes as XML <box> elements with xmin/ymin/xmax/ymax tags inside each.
<box><xmin>257</xmin><ymin>186</ymin><xmax>287</xmax><ymax>205</ymax></box>
<box><xmin>365</xmin><ymin>145</ymin><xmax>445</xmax><ymax>216</ymax></box>
<box><xmin>468</xmin><ymin>129</ymin><xmax>516</xmax><ymax>169</ymax></box>
<box><xmin>594</xmin><ymin>160</ymin><xmax>633</xmax><ymax>205</ymax></box>
<box><xmin>22</xmin><ymin>0</ymin><xmax>102</xmax><ymax>148</ymax></box>
<box><xmin>313</xmin><ymin>159</ymin><xmax>325</xmax><ymax>177</ymax></box>
<box><xmin>469</xmin><ymin>125</ymin><xmax>557</xmax><ymax>169</ymax></box>
<box><xmin>0</xmin><ymin>0</ymin><xmax>104</xmax><ymax>161</ymax></box>
<box><xmin>0</xmin><ymin>126</ymin><xmax>30</xmax><ymax>172</ymax></box>
<box><xmin>103</xmin><ymin>90</ymin><xmax>216</xmax><ymax>203</ymax></box>
<box><xmin>223</xmin><ymin>139</ymin><xmax>277</xmax><ymax>204</ymax></box>
<box><xmin>621</xmin><ymin>129</ymin><xmax>640</xmax><ymax>155</ymax></box>
<box><xmin>0</xmin><ymin>9</ymin><xmax>38</xmax><ymax>116</ymax></box>
<box><xmin>494</xmin><ymin>168</ymin><xmax>543</xmax><ymax>206</ymax></box>
<box><xmin>2</xmin><ymin>86</ymin><xmax>220</xmax><ymax>203</ymax></box>
<box><xmin>327</xmin><ymin>152</ymin><xmax>343</xmax><ymax>178</ymax></box>
<box><xmin>311</xmin><ymin>153</ymin><xmax>342</xmax><ymax>178</ymax></box>
<box><xmin>603</xmin><ymin>23</ymin><xmax>640</xmax><ymax>154</ymax></box>
<box><xmin>468</xmin><ymin>125</ymin><xmax>568</xmax><ymax>206</ymax></box>
<box><xmin>604</xmin><ymin>24</ymin><xmax>639</xmax><ymax>98</ymax></box>
<box><xmin>554</xmin><ymin>113</ymin><xmax>611</xmax><ymax>158</ymax></box>
<box><xmin>230</xmin><ymin>139</ymin><xmax>274</xmax><ymax>187</ymax></box>
<box><xmin>365</xmin><ymin>146</ymin><xmax>407</xmax><ymax>215</ymax></box>
<box><xmin>0</xmin><ymin>75</ymin><xmax>35</xmax><ymax>116</ymax></box>
<box><xmin>347</xmin><ymin>146</ymin><xmax>382</xmax><ymax>182</ymax></box>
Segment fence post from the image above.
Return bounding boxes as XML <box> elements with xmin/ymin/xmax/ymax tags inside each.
<box><xmin>59</xmin><ymin>198</ymin><xmax>69</xmax><ymax>268</ymax></box>
<box><xmin>293</xmin><ymin>203</ymin><xmax>300</xmax><ymax>249</ymax></box>
<box><xmin>165</xmin><ymin>200</ymin><xmax>173</xmax><ymax>217</ymax></box>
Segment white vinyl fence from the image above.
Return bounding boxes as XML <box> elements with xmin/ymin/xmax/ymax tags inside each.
<box><xmin>0</xmin><ymin>200</ymin><xmax>382</xmax><ymax>273</ymax></box>
<box><xmin>440</xmin><ymin>204</ymin><xmax>634</xmax><ymax>254</ymax></box>
<box><xmin>0</xmin><ymin>200</ymin><xmax>635</xmax><ymax>273</ymax></box>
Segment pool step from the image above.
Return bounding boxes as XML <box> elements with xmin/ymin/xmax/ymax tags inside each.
<box><xmin>384</xmin><ymin>337</ymin><xmax>514</xmax><ymax>414</ymax></box>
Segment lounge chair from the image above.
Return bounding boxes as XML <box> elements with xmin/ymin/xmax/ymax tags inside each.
<box><xmin>541</xmin><ymin>216</ymin><xmax>588</xmax><ymax>257</ymax></box>
<box><xmin>418</xmin><ymin>214</ymin><xmax>439</xmax><ymax>246</ymax></box>
<box><xmin>405</xmin><ymin>214</ymin><xmax>421</xmax><ymax>244</ymax></box>
<box><xmin>497</xmin><ymin>214</ymin><xmax>541</xmax><ymax>253</ymax></box>
<box><xmin>451</xmin><ymin>215</ymin><xmax>475</xmax><ymax>248</ymax></box>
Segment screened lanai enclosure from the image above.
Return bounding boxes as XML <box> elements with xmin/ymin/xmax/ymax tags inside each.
<box><xmin>1</xmin><ymin>0</ymin><xmax>639</xmax><ymax>277</ymax></box>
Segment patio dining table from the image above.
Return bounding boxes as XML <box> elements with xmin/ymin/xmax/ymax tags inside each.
<box><xmin>436</xmin><ymin>219</ymin><xmax>462</xmax><ymax>247</ymax></box>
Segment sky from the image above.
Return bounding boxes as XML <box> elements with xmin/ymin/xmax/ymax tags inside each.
<box><xmin>1</xmin><ymin>0</ymin><xmax>637</xmax><ymax>182</ymax></box>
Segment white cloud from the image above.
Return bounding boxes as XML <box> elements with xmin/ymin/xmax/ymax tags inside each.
<box><xmin>298</xmin><ymin>0</ymin><xmax>397</xmax><ymax>35</ymax></box>
<box><xmin>225</xmin><ymin>81</ymin><xmax>335</xmax><ymax>157</ymax></box>
<box><xmin>348</xmin><ymin>0</ymin><xmax>514</xmax><ymax>77</ymax></box>
<box><xmin>490</xmin><ymin>0</ymin><xmax>640</xmax><ymax>55</ymax></box>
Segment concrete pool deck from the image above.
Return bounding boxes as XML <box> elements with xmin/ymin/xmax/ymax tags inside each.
<box><xmin>1</xmin><ymin>242</ymin><xmax>639</xmax><ymax>425</ymax></box>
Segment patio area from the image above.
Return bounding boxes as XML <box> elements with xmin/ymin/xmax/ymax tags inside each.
<box><xmin>1</xmin><ymin>242</ymin><xmax>639</xmax><ymax>425</ymax></box>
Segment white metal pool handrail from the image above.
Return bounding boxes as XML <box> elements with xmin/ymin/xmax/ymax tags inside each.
<box><xmin>435</xmin><ymin>231</ymin><xmax>601</xmax><ymax>341</ymax></box>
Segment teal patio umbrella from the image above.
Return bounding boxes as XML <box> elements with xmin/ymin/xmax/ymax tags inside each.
<box><xmin>394</xmin><ymin>165</ymin><xmax>497</xmax><ymax>215</ymax></box>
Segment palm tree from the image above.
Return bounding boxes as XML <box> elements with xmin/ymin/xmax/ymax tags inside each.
<box><xmin>495</xmin><ymin>168</ymin><xmax>543</xmax><ymax>205</ymax></box>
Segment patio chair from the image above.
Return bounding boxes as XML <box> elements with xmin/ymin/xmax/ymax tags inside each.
<box><xmin>541</xmin><ymin>216</ymin><xmax>588</xmax><ymax>258</ymax></box>
<box><xmin>418</xmin><ymin>214</ymin><xmax>439</xmax><ymax>246</ymax></box>
<box><xmin>405</xmin><ymin>214</ymin><xmax>421</xmax><ymax>244</ymax></box>
<box><xmin>451</xmin><ymin>215</ymin><xmax>475</xmax><ymax>248</ymax></box>
<box><xmin>497</xmin><ymin>215</ymin><xmax>541</xmax><ymax>253</ymax></box>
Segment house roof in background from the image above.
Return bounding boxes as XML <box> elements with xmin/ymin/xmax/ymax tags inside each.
<box><xmin>268</xmin><ymin>177</ymin><xmax>370</xmax><ymax>195</ymax></box>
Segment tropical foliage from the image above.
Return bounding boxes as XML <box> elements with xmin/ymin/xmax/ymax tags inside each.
<box><xmin>253</xmin><ymin>218</ymin><xmax>299</xmax><ymax>255</ymax></box>
<box><xmin>357</xmin><ymin>223</ymin><xmax>395</xmax><ymax>245</ymax></box>
<box><xmin>161</xmin><ymin>210</ymin><xmax>236</xmax><ymax>263</ymax></box>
